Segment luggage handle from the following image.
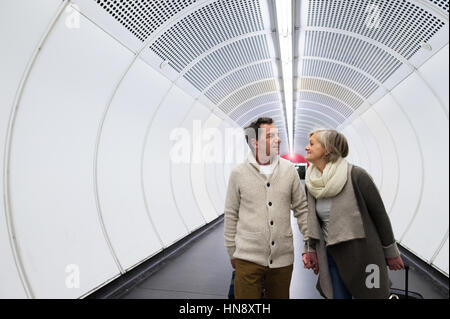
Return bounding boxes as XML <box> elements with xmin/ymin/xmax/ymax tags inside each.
<box><xmin>404</xmin><ymin>263</ymin><xmax>410</xmax><ymax>299</ymax></box>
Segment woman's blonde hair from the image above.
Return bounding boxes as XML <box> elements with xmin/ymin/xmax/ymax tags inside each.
<box><xmin>309</xmin><ymin>129</ymin><xmax>349</xmax><ymax>162</ymax></box>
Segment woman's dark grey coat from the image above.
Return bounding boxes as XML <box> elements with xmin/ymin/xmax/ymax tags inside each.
<box><xmin>305</xmin><ymin>164</ymin><xmax>400</xmax><ymax>299</ymax></box>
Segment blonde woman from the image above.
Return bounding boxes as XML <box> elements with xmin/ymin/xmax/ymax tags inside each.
<box><xmin>301</xmin><ymin>129</ymin><xmax>404</xmax><ymax>299</ymax></box>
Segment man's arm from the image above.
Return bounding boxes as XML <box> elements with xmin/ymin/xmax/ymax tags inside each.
<box><xmin>291</xmin><ymin>167</ymin><xmax>318</xmax><ymax>272</ymax></box>
<box><xmin>224</xmin><ymin>170</ymin><xmax>240</xmax><ymax>260</ymax></box>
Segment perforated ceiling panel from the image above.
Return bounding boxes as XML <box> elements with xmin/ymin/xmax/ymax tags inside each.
<box><xmin>429</xmin><ymin>0</ymin><xmax>449</xmax><ymax>13</ymax></box>
<box><xmin>298</xmin><ymin>78</ymin><xmax>364</xmax><ymax>110</ymax></box>
<box><xmin>184</xmin><ymin>35</ymin><xmax>271</xmax><ymax>94</ymax></box>
<box><xmin>218</xmin><ymin>79</ymin><xmax>280</xmax><ymax>114</ymax></box>
<box><xmin>204</xmin><ymin>60</ymin><xmax>275</xmax><ymax>104</ymax></box>
<box><xmin>295</xmin><ymin>109</ymin><xmax>340</xmax><ymax>128</ymax></box>
<box><xmin>229</xmin><ymin>93</ymin><xmax>282</xmax><ymax>121</ymax></box>
<box><xmin>303</xmin><ymin>31</ymin><xmax>402</xmax><ymax>83</ymax></box>
<box><xmin>296</xmin><ymin>91</ymin><xmax>354</xmax><ymax>118</ymax></box>
<box><xmin>294</xmin><ymin>0</ymin><xmax>448</xmax><ymax>154</ymax></box>
<box><xmin>94</xmin><ymin>0</ymin><xmax>198</xmax><ymax>42</ymax></box>
<box><xmin>300</xmin><ymin>59</ymin><xmax>379</xmax><ymax>98</ymax></box>
<box><xmin>307</xmin><ymin>0</ymin><xmax>446</xmax><ymax>59</ymax></box>
<box><xmin>149</xmin><ymin>0</ymin><xmax>265</xmax><ymax>72</ymax></box>
<box><xmin>236</xmin><ymin>102</ymin><xmax>282</xmax><ymax>126</ymax></box>
<box><xmin>295</xmin><ymin>102</ymin><xmax>347</xmax><ymax>124</ymax></box>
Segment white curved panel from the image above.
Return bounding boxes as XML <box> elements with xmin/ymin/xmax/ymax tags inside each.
<box><xmin>351</xmin><ymin>117</ymin><xmax>382</xmax><ymax>188</ymax></box>
<box><xmin>143</xmin><ymin>85</ymin><xmax>193</xmax><ymax>246</ymax></box>
<box><xmin>171</xmin><ymin>101</ymin><xmax>210</xmax><ymax>232</ymax></box>
<box><xmin>215</xmin><ymin>160</ymin><xmax>227</xmax><ymax>203</ymax></box>
<box><xmin>203</xmin><ymin>118</ymin><xmax>227</xmax><ymax>216</ymax></box>
<box><xmin>215</xmin><ymin>122</ymin><xmax>231</xmax><ymax>203</ymax></box>
<box><xmin>341</xmin><ymin>125</ymin><xmax>366</xmax><ymax>169</ymax></box>
<box><xmin>344</xmin><ymin>149</ymin><xmax>355</xmax><ymax>165</ymax></box>
<box><xmin>191</xmin><ymin>112</ymin><xmax>222</xmax><ymax>223</ymax></box>
<box><xmin>360</xmin><ymin>108</ymin><xmax>399</xmax><ymax>214</ymax></box>
<box><xmin>97</xmin><ymin>59</ymin><xmax>170</xmax><ymax>271</ymax></box>
<box><xmin>417</xmin><ymin>44</ymin><xmax>449</xmax><ymax>114</ymax></box>
<box><xmin>8</xmin><ymin>14</ymin><xmax>132</xmax><ymax>297</ymax></box>
<box><xmin>204</xmin><ymin>158</ymin><xmax>224</xmax><ymax>216</ymax></box>
<box><xmin>341</xmin><ymin>129</ymin><xmax>356</xmax><ymax>164</ymax></box>
<box><xmin>432</xmin><ymin>236</ymin><xmax>449</xmax><ymax>275</ymax></box>
<box><xmin>0</xmin><ymin>0</ymin><xmax>62</xmax><ymax>299</ymax></box>
<box><xmin>223</xmin><ymin>164</ymin><xmax>233</xmax><ymax>191</ymax></box>
<box><xmin>373</xmin><ymin>94</ymin><xmax>422</xmax><ymax>239</ymax></box>
<box><xmin>222</xmin><ymin>121</ymin><xmax>247</xmax><ymax>195</ymax></box>
<box><xmin>349</xmin><ymin>123</ymin><xmax>371</xmax><ymax>172</ymax></box>
<box><xmin>391</xmin><ymin>72</ymin><xmax>449</xmax><ymax>262</ymax></box>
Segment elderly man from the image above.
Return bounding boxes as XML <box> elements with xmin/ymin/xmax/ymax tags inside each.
<box><xmin>224</xmin><ymin>117</ymin><xmax>311</xmax><ymax>299</ymax></box>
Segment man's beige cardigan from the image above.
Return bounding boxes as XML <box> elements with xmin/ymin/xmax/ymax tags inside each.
<box><xmin>224</xmin><ymin>152</ymin><xmax>309</xmax><ymax>268</ymax></box>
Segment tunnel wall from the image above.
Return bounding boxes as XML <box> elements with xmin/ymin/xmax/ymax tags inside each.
<box><xmin>0</xmin><ymin>0</ymin><xmax>448</xmax><ymax>298</ymax></box>
<box><xmin>0</xmin><ymin>0</ymin><xmax>247</xmax><ymax>298</ymax></box>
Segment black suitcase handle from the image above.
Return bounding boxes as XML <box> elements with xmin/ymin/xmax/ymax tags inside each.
<box><xmin>404</xmin><ymin>264</ymin><xmax>409</xmax><ymax>299</ymax></box>
<box><xmin>389</xmin><ymin>262</ymin><xmax>423</xmax><ymax>299</ymax></box>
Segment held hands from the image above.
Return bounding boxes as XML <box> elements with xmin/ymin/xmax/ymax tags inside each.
<box><xmin>232</xmin><ymin>254</ymin><xmax>403</xmax><ymax>272</ymax></box>
<box><xmin>301</xmin><ymin>251</ymin><xmax>404</xmax><ymax>274</ymax></box>
<box><xmin>386</xmin><ymin>255</ymin><xmax>405</xmax><ymax>270</ymax></box>
<box><xmin>302</xmin><ymin>252</ymin><xmax>319</xmax><ymax>275</ymax></box>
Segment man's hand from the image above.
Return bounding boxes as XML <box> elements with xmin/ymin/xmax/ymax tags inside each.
<box><xmin>386</xmin><ymin>256</ymin><xmax>405</xmax><ymax>270</ymax></box>
<box><xmin>230</xmin><ymin>258</ymin><xmax>236</xmax><ymax>269</ymax></box>
<box><xmin>302</xmin><ymin>252</ymin><xmax>319</xmax><ymax>275</ymax></box>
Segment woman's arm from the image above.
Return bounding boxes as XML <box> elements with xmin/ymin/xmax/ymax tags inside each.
<box><xmin>353</xmin><ymin>167</ymin><xmax>403</xmax><ymax>266</ymax></box>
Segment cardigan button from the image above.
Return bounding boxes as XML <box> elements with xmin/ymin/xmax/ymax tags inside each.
<box><xmin>270</xmin><ymin>221</ymin><xmax>273</xmax><ymax>226</ymax></box>
<box><xmin>270</xmin><ymin>260</ymin><xmax>273</xmax><ymax>264</ymax></box>
<box><xmin>268</xmin><ymin>202</ymin><xmax>272</xmax><ymax>206</ymax></box>
<box><xmin>267</xmin><ymin>183</ymin><xmax>270</xmax><ymax>187</ymax></box>
<box><xmin>271</xmin><ymin>241</ymin><xmax>274</xmax><ymax>246</ymax></box>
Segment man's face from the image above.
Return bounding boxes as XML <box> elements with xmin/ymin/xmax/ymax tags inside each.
<box><xmin>257</xmin><ymin>123</ymin><xmax>281</xmax><ymax>157</ymax></box>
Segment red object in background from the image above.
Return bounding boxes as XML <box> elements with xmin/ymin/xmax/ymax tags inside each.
<box><xmin>281</xmin><ymin>153</ymin><xmax>309</xmax><ymax>166</ymax></box>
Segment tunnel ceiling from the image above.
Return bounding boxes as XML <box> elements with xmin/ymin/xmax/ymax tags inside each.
<box><xmin>75</xmin><ymin>0</ymin><xmax>448</xmax><ymax>156</ymax></box>
<box><xmin>293</xmin><ymin>0</ymin><xmax>448</xmax><ymax>154</ymax></box>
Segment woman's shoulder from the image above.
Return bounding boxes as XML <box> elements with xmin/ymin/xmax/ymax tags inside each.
<box><xmin>350</xmin><ymin>164</ymin><xmax>367</xmax><ymax>176</ymax></box>
<box><xmin>350</xmin><ymin>164</ymin><xmax>374</xmax><ymax>185</ymax></box>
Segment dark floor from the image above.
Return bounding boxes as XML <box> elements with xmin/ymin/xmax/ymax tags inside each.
<box><xmin>120</xmin><ymin>215</ymin><xmax>448</xmax><ymax>299</ymax></box>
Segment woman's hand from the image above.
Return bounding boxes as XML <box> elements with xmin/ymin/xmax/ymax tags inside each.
<box><xmin>386</xmin><ymin>256</ymin><xmax>405</xmax><ymax>270</ymax></box>
<box><xmin>302</xmin><ymin>252</ymin><xmax>319</xmax><ymax>274</ymax></box>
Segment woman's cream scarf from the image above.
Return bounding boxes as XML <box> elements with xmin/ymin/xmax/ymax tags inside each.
<box><xmin>305</xmin><ymin>157</ymin><xmax>348</xmax><ymax>199</ymax></box>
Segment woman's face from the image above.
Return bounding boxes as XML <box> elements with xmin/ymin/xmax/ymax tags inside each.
<box><xmin>305</xmin><ymin>134</ymin><xmax>327</xmax><ymax>163</ymax></box>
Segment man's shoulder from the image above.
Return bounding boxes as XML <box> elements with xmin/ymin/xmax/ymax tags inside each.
<box><xmin>279</xmin><ymin>157</ymin><xmax>293</xmax><ymax>166</ymax></box>
<box><xmin>278</xmin><ymin>157</ymin><xmax>296</xmax><ymax>173</ymax></box>
<box><xmin>229</xmin><ymin>161</ymin><xmax>249</xmax><ymax>177</ymax></box>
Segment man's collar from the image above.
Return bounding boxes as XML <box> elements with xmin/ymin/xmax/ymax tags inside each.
<box><xmin>247</xmin><ymin>151</ymin><xmax>280</xmax><ymax>171</ymax></box>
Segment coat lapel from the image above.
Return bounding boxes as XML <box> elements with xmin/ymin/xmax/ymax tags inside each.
<box><xmin>327</xmin><ymin>164</ymin><xmax>366</xmax><ymax>246</ymax></box>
